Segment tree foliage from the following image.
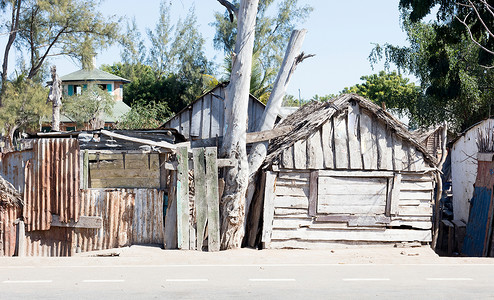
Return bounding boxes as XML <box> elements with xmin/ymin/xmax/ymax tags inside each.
<box><xmin>103</xmin><ymin>1</ymin><xmax>214</xmax><ymax>116</ymax></box>
<box><xmin>62</xmin><ymin>85</ymin><xmax>114</xmax><ymax>130</ymax></box>
<box><xmin>369</xmin><ymin>8</ymin><xmax>494</xmax><ymax>131</ymax></box>
<box><xmin>212</xmin><ymin>0</ymin><xmax>312</xmax><ymax>99</ymax></box>
<box><xmin>7</xmin><ymin>0</ymin><xmax>120</xmax><ymax>81</ymax></box>
<box><xmin>0</xmin><ymin>76</ymin><xmax>50</xmax><ymax>148</ymax></box>
<box><xmin>117</xmin><ymin>100</ymin><xmax>172</xmax><ymax>130</ymax></box>
<box><xmin>342</xmin><ymin>71</ymin><xmax>420</xmax><ymax>116</ymax></box>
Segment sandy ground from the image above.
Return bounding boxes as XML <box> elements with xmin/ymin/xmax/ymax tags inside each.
<box><xmin>59</xmin><ymin>243</ymin><xmax>494</xmax><ymax>265</ymax></box>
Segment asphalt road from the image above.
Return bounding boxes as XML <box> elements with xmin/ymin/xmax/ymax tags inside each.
<box><xmin>1</xmin><ymin>260</ymin><xmax>494</xmax><ymax>299</ymax></box>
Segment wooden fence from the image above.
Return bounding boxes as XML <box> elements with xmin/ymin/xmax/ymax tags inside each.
<box><xmin>164</xmin><ymin>147</ymin><xmax>221</xmax><ymax>252</ymax></box>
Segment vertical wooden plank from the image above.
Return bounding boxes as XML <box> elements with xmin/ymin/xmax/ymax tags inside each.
<box><xmin>390</xmin><ymin>173</ymin><xmax>401</xmax><ymax>215</ymax></box>
<box><xmin>360</xmin><ymin>111</ymin><xmax>377</xmax><ymax>170</ymax></box>
<box><xmin>15</xmin><ymin>221</ymin><xmax>25</xmax><ymax>257</ymax></box>
<box><xmin>176</xmin><ymin>147</ymin><xmax>190</xmax><ymax>249</ymax></box>
<box><xmin>201</xmin><ymin>96</ymin><xmax>211</xmax><ymax>139</ymax></box>
<box><xmin>83</xmin><ymin>149</ymin><xmax>89</xmax><ymax>189</ymax></box>
<box><xmin>376</xmin><ymin>120</ymin><xmax>389</xmax><ymax>170</ymax></box>
<box><xmin>334</xmin><ymin>113</ymin><xmax>348</xmax><ymax>169</ymax></box>
<box><xmin>415</xmin><ymin>151</ymin><xmax>426</xmax><ymax>171</ymax></box>
<box><xmin>392</xmin><ymin>134</ymin><xmax>405</xmax><ymax>171</ymax></box>
<box><xmin>347</xmin><ymin>101</ymin><xmax>362</xmax><ymax>169</ymax></box>
<box><xmin>385</xmin><ymin>129</ymin><xmax>394</xmax><ymax>171</ymax></box>
<box><xmin>169</xmin><ymin>117</ymin><xmax>180</xmax><ymax>131</ymax></box>
<box><xmin>294</xmin><ymin>140</ymin><xmax>307</xmax><ymax>169</ymax></box>
<box><xmin>248</xmin><ymin>97</ymin><xmax>255</xmax><ymax>132</ymax></box>
<box><xmin>181</xmin><ymin>111</ymin><xmax>190</xmax><ymax>140</ymax></box>
<box><xmin>282</xmin><ymin>146</ymin><xmax>294</xmax><ymax>169</ymax></box>
<box><xmin>307</xmin><ymin>130</ymin><xmax>324</xmax><ymax>169</ymax></box>
<box><xmin>190</xmin><ymin>100</ymin><xmax>202</xmax><ymax>137</ymax></box>
<box><xmin>193</xmin><ymin>148</ymin><xmax>207</xmax><ymax>250</ymax></box>
<box><xmin>408</xmin><ymin>145</ymin><xmax>418</xmax><ymax>172</ymax></box>
<box><xmin>210</xmin><ymin>95</ymin><xmax>221</xmax><ymax>139</ymax></box>
<box><xmin>164</xmin><ymin>171</ymin><xmax>178</xmax><ymax>249</ymax></box>
<box><xmin>308</xmin><ymin>170</ymin><xmax>318</xmax><ymax>216</ymax></box>
<box><xmin>321</xmin><ymin>120</ymin><xmax>334</xmax><ymax>169</ymax></box>
<box><xmin>261</xmin><ymin>171</ymin><xmax>277</xmax><ymax>246</ymax></box>
<box><xmin>205</xmin><ymin>147</ymin><xmax>220</xmax><ymax>252</ymax></box>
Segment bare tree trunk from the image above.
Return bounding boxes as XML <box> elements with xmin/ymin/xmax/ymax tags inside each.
<box><xmin>1</xmin><ymin>0</ymin><xmax>22</xmax><ymax>106</ymax></box>
<box><xmin>47</xmin><ymin>66</ymin><xmax>62</xmax><ymax>131</ymax></box>
<box><xmin>245</xmin><ymin>29</ymin><xmax>309</xmax><ymax>221</ymax></box>
<box><xmin>219</xmin><ymin>0</ymin><xmax>259</xmax><ymax>250</ymax></box>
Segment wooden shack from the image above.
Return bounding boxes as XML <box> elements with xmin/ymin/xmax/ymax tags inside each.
<box><xmin>258</xmin><ymin>94</ymin><xmax>438</xmax><ymax>249</ymax></box>
<box><xmin>162</xmin><ymin>82</ymin><xmax>276</xmax><ymax>147</ymax></box>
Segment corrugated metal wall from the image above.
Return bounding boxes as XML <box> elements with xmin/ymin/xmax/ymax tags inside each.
<box><xmin>0</xmin><ymin>207</ymin><xmax>21</xmax><ymax>256</ymax></box>
<box><xmin>23</xmin><ymin>139</ymin><xmax>80</xmax><ymax>232</ymax></box>
<box><xmin>0</xmin><ymin>150</ymin><xmax>33</xmax><ymax>193</ymax></box>
<box><xmin>72</xmin><ymin>189</ymin><xmax>164</xmax><ymax>254</ymax></box>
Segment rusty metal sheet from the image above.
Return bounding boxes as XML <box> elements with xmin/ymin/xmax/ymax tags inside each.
<box><xmin>75</xmin><ymin>189</ymin><xmax>164</xmax><ymax>253</ymax></box>
<box><xmin>0</xmin><ymin>207</ymin><xmax>21</xmax><ymax>256</ymax></box>
<box><xmin>0</xmin><ymin>150</ymin><xmax>34</xmax><ymax>194</ymax></box>
<box><xmin>23</xmin><ymin>139</ymin><xmax>80</xmax><ymax>232</ymax></box>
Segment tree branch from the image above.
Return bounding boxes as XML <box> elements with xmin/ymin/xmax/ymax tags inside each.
<box><xmin>217</xmin><ymin>0</ymin><xmax>238</xmax><ymax>22</ymax></box>
<box><xmin>456</xmin><ymin>13</ymin><xmax>494</xmax><ymax>55</ymax></box>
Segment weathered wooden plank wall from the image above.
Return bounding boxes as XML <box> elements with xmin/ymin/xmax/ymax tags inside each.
<box><xmin>279</xmin><ymin>108</ymin><xmax>429</xmax><ymax>172</ymax></box>
<box><xmin>163</xmin><ymin>85</ymin><xmax>266</xmax><ymax>141</ymax></box>
<box><xmin>264</xmin><ymin>169</ymin><xmax>433</xmax><ymax>249</ymax></box>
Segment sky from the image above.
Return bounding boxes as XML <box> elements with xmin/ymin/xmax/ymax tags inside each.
<box><xmin>4</xmin><ymin>0</ymin><xmax>413</xmax><ymax>100</ymax></box>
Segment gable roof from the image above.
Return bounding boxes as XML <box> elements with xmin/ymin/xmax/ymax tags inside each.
<box><xmin>60</xmin><ymin>68</ymin><xmax>130</xmax><ymax>83</ymax></box>
<box><xmin>264</xmin><ymin>93</ymin><xmax>437</xmax><ymax>168</ymax></box>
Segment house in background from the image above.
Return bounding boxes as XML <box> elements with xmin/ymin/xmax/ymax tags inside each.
<box><xmin>42</xmin><ymin>68</ymin><xmax>132</xmax><ymax>132</ymax></box>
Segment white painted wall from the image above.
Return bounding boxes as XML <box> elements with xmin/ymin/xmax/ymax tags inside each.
<box><xmin>451</xmin><ymin>119</ymin><xmax>494</xmax><ymax>222</ymax></box>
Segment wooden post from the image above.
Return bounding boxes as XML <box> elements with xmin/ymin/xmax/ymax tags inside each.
<box><xmin>47</xmin><ymin>66</ymin><xmax>62</xmax><ymax>131</ymax></box>
<box><xmin>261</xmin><ymin>171</ymin><xmax>276</xmax><ymax>248</ymax></box>
<box><xmin>14</xmin><ymin>220</ymin><xmax>25</xmax><ymax>257</ymax></box>
<box><xmin>193</xmin><ymin>148</ymin><xmax>207</xmax><ymax>250</ymax></box>
<box><xmin>205</xmin><ymin>147</ymin><xmax>220</xmax><ymax>252</ymax></box>
<box><xmin>164</xmin><ymin>171</ymin><xmax>178</xmax><ymax>249</ymax></box>
<box><xmin>82</xmin><ymin>149</ymin><xmax>89</xmax><ymax>189</ymax></box>
<box><xmin>308</xmin><ymin>171</ymin><xmax>319</xmax><ymax>217</ymax></box>
<box><xmin>176</xmin><ymin>147</ymin><xmax>190</xmax><ymax>249</ymax></box>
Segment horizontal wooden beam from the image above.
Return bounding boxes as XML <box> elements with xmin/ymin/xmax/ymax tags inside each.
<box><xmin>51</xmin><ymin>215</ymin><xmax>102</xmax><ymax>229</ymax></box>
<box><xmin>318</xmin><ymin>170</ymin><xmax>395</xmax><ymax>178</ymax></box>
<box><xmin>100</xmin><ymin>130</ymin><xmax>176</xmax><ymax>151</ymax></box>
<box><xmin>164</xmin><ymin>158</ymin><xmax>236</xmax><ymax>170</ymax></box>
<box><xmin>246</xmin><ymin>126</ymin><xmax>293</xmax><ymax>144</ymax></box>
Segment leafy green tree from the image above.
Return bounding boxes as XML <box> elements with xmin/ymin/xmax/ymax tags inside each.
<box><xmin>0</xmin><ymin>76</ymin><xmax>50</xmax><ymax>149</ymax></box>
<box><xmin>212</xmin><ymin>0</ymin><xmax>312</xmax><ymax>98</ymax></box>
<box><xmin>369</xmin><ymin>14</ymin><xmax>493</xmax><ymax>131</ymax></box>
<box><xmin>312</xmin><ymin>94</ymin><xmax>337</xmax><ymax>102</ymax></box>
<box><xmin>117</xmin><ymin>100</ymin><xmax>172</xmax><ymax>130</ymax></box>
<box><xmin>342</xmin><ymin>71</ymin><xmax>420</xmax><ymax>116</ymax></box>
<box><xmin>62</xmin><ymin>85</ymin><xmax>114</xmax><ymax>130</ymax></box>
<box><xmin>104</xmin><ymin>1</ymin><xmax>214</xmax><ymax>115</ymax></box>
<box><xmin>10</xmin><ymin>0</ymin><xmax>120</xmax><ymax>81</ymax></box>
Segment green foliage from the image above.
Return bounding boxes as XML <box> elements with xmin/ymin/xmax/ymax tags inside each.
<box><xmin>12</xmin><ymin>0</ymin><xmax>120</xmax><ymax>80</ymax></box>
<box><xmin>342</xmin><ymin>71</ymin><xmax>420</xmax><ymax>116</ymax></box>
<box><xmin>212</xmin><ymin>0</ymin><xmax>312</xmax><ymax>97</ymax></box>
<box><xmin>0</xmin><ymin>76</ymin><xmax>50</xmax><ymax>147</ymax></box>
<box><xmin>117</xmin><ymin>100</ymin><xmax>172</xmax><ymax>130</ymax></box>
<box><xmin>369</xmin><ymin>16</ymin><xmax>494</xmax><ymax>131</ymax></box>
<box><xmin>103</xmin><ymin>1</ymin><xmax>214</xmax><ymax>116</ymax></box>
<box><xmin>62</xmin><ymin>84</ymin><xmax>114</xmax><ymax>129</ymax></box>
<box><xmin>312</xmin><ymin>94</ymin><xmax>337</xmax><ymax>102</ymax></box>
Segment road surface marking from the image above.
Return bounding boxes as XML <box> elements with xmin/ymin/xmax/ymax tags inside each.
<box><xmin>166</xmin><ymin>279</ymin><xmax>208</xmax><ymax>282</ymax></box>
<box><xmin>249</xmin><ymin>279</ymin><xmax>296</xmax><ymax>282</ymax></box>
<box><xmin>426</xmin><ymin>278</ymin><xmax>473</xmax><ymax>281</ymax></box>
<box><xmin>343</xmin><ymin>278</ymin><xmax>390</xmax><ymax>281</ymax></box>
<box><xmin>82</xmin><ymin>280</ymin><xmax>125</xmax><ymax>283</ymax></box>
<box><xmin>3</xmin><ymin>280</ymin><xmax>52</xmax><ymax>284</ymax></box>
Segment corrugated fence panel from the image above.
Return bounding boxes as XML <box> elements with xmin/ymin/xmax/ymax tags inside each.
<box><xmin>0</xmin><ymin>150</ymin><xmax>33</xmax><ymax>193</ymax></box>
<box><xmin>75</xmin><ymin>189</ymin><xmax>164</xmax><ymax>253</ymax></box>
<box><xmin>0</xmin><ymin>207</ymin><xmax>21</xmax><ymax>256</ymax></box>
<box><xmin>24</xmin><ymin>139</ymin><xmax>80</xmax><ymax>232</ymax></box>
<box><xmin>24</xmin><ymin>227</ymin><xmax>73</xmax><ymax>257</ymax></box>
